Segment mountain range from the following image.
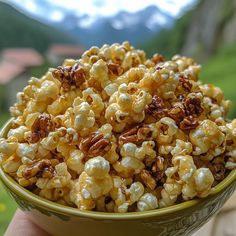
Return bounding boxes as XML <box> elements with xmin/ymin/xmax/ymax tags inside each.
<box><xmin>51</xmin><ymin>6</ymin><xmax>174</xmax><ymax>47</ymax></box>
<box><xmin>6</xmin><ymin>0</ymin><xmax>175</xmax><ymax>48</ymax></box>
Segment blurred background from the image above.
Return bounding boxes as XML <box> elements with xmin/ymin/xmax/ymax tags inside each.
<box><xmin>0</xmin><ymin>0</ymin><xmax>236</xmax><ymax>234</ymax></box>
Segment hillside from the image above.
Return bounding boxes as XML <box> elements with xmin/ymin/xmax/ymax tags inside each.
<box><xmin>200</xmin><ymin>44</ymin><xmax>236</xmax><ymax>119</ymax></box>
<box><xmin>0</xmin><ymin>2</ymin><xmax>77</xmax><ymax>53</ymax></box>
<box><xmin>141</xmin><ymin>0</ymin><xmax>236</xmax><ymax>60</ymax></box>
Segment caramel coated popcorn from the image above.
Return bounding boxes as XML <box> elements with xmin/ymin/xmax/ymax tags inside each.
<box><xmin>1</xmin><ymin>42</ymin><xmax>236</xmax><ymax>212</ymax></box>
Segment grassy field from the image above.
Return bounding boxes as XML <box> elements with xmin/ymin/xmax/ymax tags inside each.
<box><xmin>0</xmin><ymin>61</ymin><xmax>54</xmax><ymax>235</ymax></box>
<box><xmin>0</xmin><ymin>112</ymin><xmax>16</xmax><ymax>236</ymax></box>
<box><xmin>0</xmin><ymin>183</ymin><xmax>17</xmax><ymax>236</ymax></box>
<box><xmin>200</xmin><ymin>44</ymin><xmax>236</xmax><ymax>119</ymax></box>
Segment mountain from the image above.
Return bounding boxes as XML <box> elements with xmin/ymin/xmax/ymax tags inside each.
<box><xmin>52</xmin><ymin>6</ymin><xmax>174</xmax><ymax>47</ymax></box>
<box><xmin>0</xmin><ymin>2</ymin><xmax>77</xmax><ymax>53</ymax></box>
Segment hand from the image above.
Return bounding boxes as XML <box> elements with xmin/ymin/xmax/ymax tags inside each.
<box><xmin>5</xmin><ymin>209</ymin><xmax>51</xmax><ymax>236</ymax></box>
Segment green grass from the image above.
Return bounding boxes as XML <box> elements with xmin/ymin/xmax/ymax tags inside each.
<box><xmin>200</xmin><ymin>44</ymin><xmax>236</xmax><ymax>119</ymax></box>
<box><xmin>0</xmin><ymin>113</ymin><xmax>10</xmax><ymax>128</ymax></box>
<box><xmin>0</xmin><ymin>62</ymin><xmax>53</xmax><ymax>235</ymax></box>
<box><xmin>0</xmin><ymin>112</ymin><xmax>15</xmax><ymax>236</ymax></box>
<box><xmin>0</xmin><ymin>183</ymin><xmax>17</xmax><ymax>236</ymax></box>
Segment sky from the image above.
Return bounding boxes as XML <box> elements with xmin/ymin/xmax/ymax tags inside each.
<box><xmin>6</xmin><ymin>0</ymin><xmax>195</xmax><ymax>22</ymax></box>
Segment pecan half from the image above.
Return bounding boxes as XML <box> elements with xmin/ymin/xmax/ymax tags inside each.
<box><xmin>151</xmin><ymin>156</ymin><xmax>170</xmax><ymax>183</ymax></box>
<box><xmin>151</xmin><ymin>53</ymin><xmax>165</xmax><ymax>64</ymax></box>
<box><xmin>29</xmin><ymin>114</ymin><xmax>55</xmax><ymax>143</ymax></box>
<box><xmin>141</xmin><ymin>156</ymin><xmax>172</xmax><ymax>188</ymax></box>
<box><xmin>140</xmin><ymin>169</ymin><xmax>156</xmax><ymax>190</ymax></box>
<box><xmin>179</xmin><ymin>76</ymin><xmax>192</xmax><ymax>92</ymax></box>
<box><xmin>208</xmin><ymin>157</ymin><xmax>226</xmax><ymax>182</ymax></box>
<box><xmin>179</xmin><ymin>115</ymin><xmax>199</xmax><ymax>130</ymax></box>
<box><xmin>22</xmin><ymin>159</ymin><xmax>55</xmax><ymax>179</ymax></box>
<box><xmin>80</xmin><ymin>132</ymin><xmax>111</xmax><ymax>157</ymax></box>
<box><xmin>168</xmin><ymin>104</ymin><xmax>185</xmax><ymax>124</ymax></box>
<box><xmin>52</xmin><ymin>64</ymin><xmax>87</xmax><ymax>91</ymax></box>
<box><xmin>184</xmin><ymin>95</ymin><xmax>203</xmax><ymax>116</ymax></box>
<box><xmin>118</xmin><ymin>124</ymin><xmax>152</xmax><ymax>145</ymax></box>
<box><xmin>146</xmin><ymin>95</ymin><xmax>167</xmax><ymax>119</ymax></box>
<box><xmin>107</xmin><ymin>63</ymin><xmax>123</xmax><ymax>76</ymax></box>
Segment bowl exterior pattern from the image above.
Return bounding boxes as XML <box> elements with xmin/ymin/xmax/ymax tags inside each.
<box><xmin>1</xmin><ymin>177</ymin><xmax>236</xmax><ymax>236</ymax></box>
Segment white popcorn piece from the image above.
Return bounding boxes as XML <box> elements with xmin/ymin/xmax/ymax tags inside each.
<box><xmin>85</xmin><ymin>156</ymin><xmax>110</xmax><ymax>179</ymax></box>
<box><xmin>66</xmin><ymin>149</ymin><xmax>85</xmax><ymax>174</ymax></box>
<box><xmin>137</xmin><ymin>193</ymin><xmax>158</xmax><ymax>211</ymax></box>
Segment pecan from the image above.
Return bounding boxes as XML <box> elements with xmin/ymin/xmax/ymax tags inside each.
<box><xmin>152</xmin><ymin>53</ymin><xmax>165</xmax><ymax>64</ymax></box>
<box><xmin>208</xmin><ymin>157</ymin><xmax>226</xmax><ymax>182</ymax></box>
<box><xmin>119</xmin><ymin>125</ymin><xmax>140</xmax><ymax>144</ymax></box>
<box><xmin>179</xmin><ymin>76</ymin><xmax>192</xmax><ymax>92</ymax></box>
<box><xmin>52</xmin><ymin>64</ymin><xmax>87</xmax><ymax>91</ymax></box>
<box><xmin>137</xmin><ymin>125</ymin><xmax>153</xmax><ymax>140</ymax></box>
<box><xmin>168</xmin><ymin>104</ymin><xmax>185</xmax><ymax>124</ymax></box>
<box><xmin>29</xmin><ymin>114</ymin><xmax>55</xmax><ymax>143</ymax></box>
<box><xmin>140</xmin><ymin>169</ymin><xmax>156</xmax><ymax>190</ymax></box>
<box><xmin>151</xmin><ymin>156</ymin><xmax>170</xmax><ymax>183</ymax></box>
<box><xmin>22</xmin><ymin>159</ymin><xmax>55</xmax><ymax>179</ymax></box>
<box><xmin>141</xmin><ymin>156</ymin><xmax>172</xmax><ymax>188</ymax></box>
<box><xmin>104</xmin><ymin>196</ymin><xmax>112</xmax><ymax>204</ymax></box>
<box><xmin>184</xmin><ymin>95</ymin><xmax>203</xmax><ymax>116</ymax></box>
<box><xmin>80</xmin><ymin>132</ymin><xmax>111</xmax><ymax>157</ymax></box>
<box><xmin>146</xmin><ymin>95</ymin><xmax>167</xmax><ymax>119</ymax></box>
<box><xmin>107</xmin><ymin>63</ymin><xmax>123</xmax><ymax>76</ymax></box>
<box><xmin>118</xmin><ymin>124</ymin><xmax>152</xmax><ymax>145</ymax></box>
<box><xmin>179</xmin><ymin>115</ymin><xmax>199</xmax><ymax>130</ymax></box>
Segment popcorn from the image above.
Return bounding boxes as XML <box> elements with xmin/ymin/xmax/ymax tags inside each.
<box><xmin>84</xmin><ymin>156</ymin><xmax>110</xmax><ymax>179</ymax></box>
<box><xmin>127</xmin><ymin>182</ymin><xmax>145</xmax><ymax>204</ymax></box>
<box><xmin>156</xmin><ymin>117</ymin><xmax>178</xmax><ymax>144</ymax></box>
<box><xmin>137</xmin><ymin>193</ymin><xmax>158</xmax><ymax>211</ymax></box>
<box><xmin>105</xmin><ymin>83</ymin><xmax>152</xmax><ymax>131</ymax></box>
<box><xmin>0</xmin><ymin>138</ymin><xmax>18</xmax><ymax>158</ymax></box>
<box><xmin>66</xmin><ymin>149</ymin><xmax>85</xmax><ymax>174</ymax></box>
<box><xmin>1</xmin><ymin>42</ymin><xmax>235</xmax><ymax>213</ymax></box>
<box><xmin>120</xmin><ymin>141</ymin><xmax>156</xmax><ymax>161</ymax></box>
<box><xmin>190</xmin><ymin>120</ymin><xmax>225</xmax><ymax>160</ymax></box>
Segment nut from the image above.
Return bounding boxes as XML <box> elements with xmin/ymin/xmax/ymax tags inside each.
<box><xmin>140</xmin><ymin>169</ymin><xmax>156</xmax><ymax>190</ymax></box>
<box><xmin>184</xmin><ymin>95</ymin><xmax>203</xmax><ymax>116</ymax></box>
<box><xmin>119</xmin><ymin>124</ymin><xmax>152</xmax><ymax>145</ymax></box>
<box><xmin>179</xmin><ymin>115</ymin><xmax>199</xmax><ymax>130</ymax></box>
<box><xmin>168</xmin><ymin>104</ymin><xmax>185</xmax><ymax>124</ymax></box>
<box><xmin>29</xmin><ymin>114</ymin><xmax>55</xmax><ymax>143</ymax></box>
<box><xmin>146</xmin><ymin>95</ymin><xmax>167</xmax><ymax>119</ymax></box>
<box><xmin>80</xmin><ymin>132</ymin><xmax>111</xmax><ymax>157</ymax></box>
<box><xmin>151</xmin><ymin>53</ymin><xmax>165</xmax><ymax>64</ymax></box>
<box><xmin>178</xmin><ymin>75</ymin><xmax>192</xmax><ymax>92</ymax></box>
<box><xmin>52</xmin><ymin>64</ymin><xmax>87</xmax><ymax>91</ymax></box>
<box><xmin>22</xmin><ymin>159</ymin><xmax>55</xmax><ymax>179</ymax></box>
<box><xmin>208</xmin><ymin>156</ymin><xmax>226</xmax><ymax>182</ymax></box>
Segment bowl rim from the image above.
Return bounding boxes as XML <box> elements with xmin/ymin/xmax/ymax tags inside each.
<box><xmin>1</xmin><ymin>118</ymin><xmax>236</xmax><ymax>220</ymax></box>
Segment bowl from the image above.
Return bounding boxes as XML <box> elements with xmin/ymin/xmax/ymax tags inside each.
<box><xmin>1</xmin><ymin>119</ymin><xmax>236</xmax><ymax>236</ymax></box>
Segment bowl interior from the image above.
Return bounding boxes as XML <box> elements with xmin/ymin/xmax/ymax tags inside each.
<box><xmin>1</xmin><ymin>118</ymin><xmax>236</xmax><ymax>220</ymax></box>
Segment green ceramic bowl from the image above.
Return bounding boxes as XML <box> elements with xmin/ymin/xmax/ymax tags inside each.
<box><xmin>1</xmin><ymin>119</ymin><xmax>236</xmax><ymax>236</ymax></box>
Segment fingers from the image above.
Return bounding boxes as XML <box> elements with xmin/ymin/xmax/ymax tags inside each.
<box><xmin>5</xmin><ymin>209</ymin><xmax>51</xmax><ymax>236</ymax></box>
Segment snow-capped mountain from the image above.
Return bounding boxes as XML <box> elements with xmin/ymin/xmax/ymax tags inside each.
<box><xmin>7</xmin><ymin>0</ymin><xmax>175</xmax><ymax>48</ymax></box>
<box><xmin>53</xmin><ymin>6</ymin><xmax>174</xmax><ymax>47</ymax></box>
